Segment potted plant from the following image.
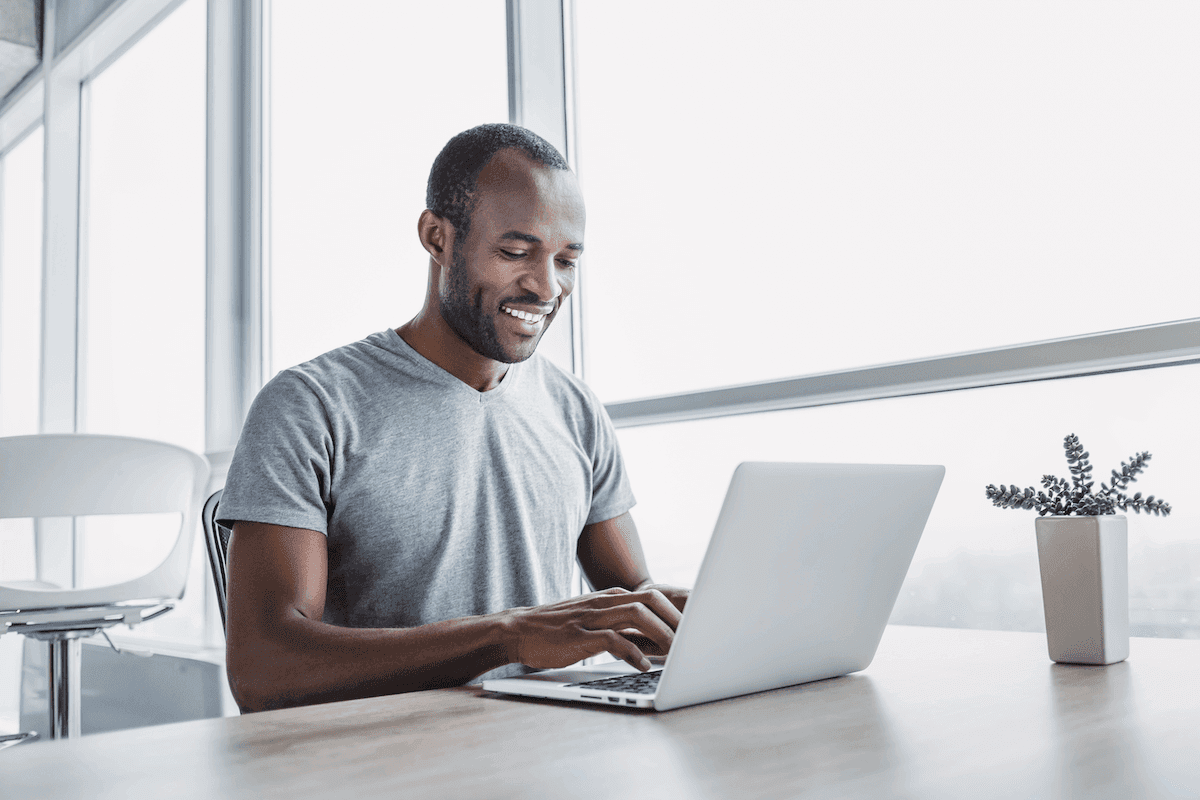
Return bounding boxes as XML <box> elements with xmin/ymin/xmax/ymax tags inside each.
<box><xmin>985</xmin><ymin>434</ymin><xmax>1172</xmax><ymax>665</ymax></box>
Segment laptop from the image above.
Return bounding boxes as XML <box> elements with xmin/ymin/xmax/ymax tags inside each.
<box><xmin>482</xmin><ymin>461</ymin><xmax>945</xmax><ymax>711</ymax></box>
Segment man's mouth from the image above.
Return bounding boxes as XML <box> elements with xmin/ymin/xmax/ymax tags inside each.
<box><xmin>501</xmin><ymin>305</ymin><xmax>549</xmax><ymax>324</ymax></box>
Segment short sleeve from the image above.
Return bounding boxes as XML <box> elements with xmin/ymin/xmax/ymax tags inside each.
<box><xmin>217</xmin><ymin>370</ymin><xmax>334</xmax><ymax>534</ymax></box>
<box><xmin>584</xmin><ymin>392</ymin><xmax>636</xmax><ymax>526</ymax></box>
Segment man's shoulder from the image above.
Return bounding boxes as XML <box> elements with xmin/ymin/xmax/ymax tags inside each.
<box><xmin>516</xmin><ymin>355</ymin><xmax>617</xmax><ymax>447</ymax></box>
<box><xmin>522</xmin><ymin>353</ymin><xmax>602</xmax><ymax>408</ymax></box>
<box><xmin>264</xmin><ymin>330</ymin><xmax>412</xmax><ymax>398</ymax></box>
<box><xmin>287</xmin><ymin>330</ymin><xmax>395</xmax><ymax>379</ymax></box>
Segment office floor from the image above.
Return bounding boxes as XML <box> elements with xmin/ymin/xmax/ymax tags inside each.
<box><xmin>1</xmin><ymin>634</ymin><xmax>239</xmax><ymax>737</ymax></box>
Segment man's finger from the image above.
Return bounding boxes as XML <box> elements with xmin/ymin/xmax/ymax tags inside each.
<box><xmin>620</xmin><ymin>631</ymin><xmax>668</xmax><ymax>657</ymax></box>
<box><xmin>581</xmin><ymin>588</ymin><xmax>682</xmax><ymax>630</ymax></box>
<box><xmin>635</xmin><ymin>582</ymin><xmax>690</xmax><ymax>614</ymax></box>
<box><xmin>596</xmin><ymin>629</ymin><xmax>652</xmax><ymax>672</ymax></box>
<box><xmin>632</xmin><ymin>588</ymin><xmax>683</xmax><ymax>628</ymax></box>
<box><xmin>584</xmin><ymin>603</ymin><xmax>675</xmax><ymax>655</ymax></box>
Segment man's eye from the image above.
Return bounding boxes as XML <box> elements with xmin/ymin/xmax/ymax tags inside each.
<box><xmin>558</xmin><ymin>259</ymin><xmax>578</xmax><ymax>269</ymax></box>
<box><xmin>500</xmin><ymin>249</ymin><xmax>526</xmax><ymax>258</ymax></box>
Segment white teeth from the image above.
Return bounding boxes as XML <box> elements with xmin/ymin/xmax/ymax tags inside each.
<box><xmin>502</xmin><ymin>306</ymin><xmax>545</xmax><ymax>323</ymax></box>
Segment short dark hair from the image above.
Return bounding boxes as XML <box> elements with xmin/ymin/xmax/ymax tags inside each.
<box><xmin>426</xmin><ymin>123</ymin><xmax>570</xmax><ymax>241</ymax></box>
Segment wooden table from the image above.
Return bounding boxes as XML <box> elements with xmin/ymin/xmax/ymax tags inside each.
<box><xmin>4</xmin><ymin>626</ymin><xmax>1199</xmax><ymax>799</ymax></box>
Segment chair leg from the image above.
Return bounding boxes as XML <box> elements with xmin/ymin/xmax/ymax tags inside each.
<box><xmin>47</xmin><ymin>638</ymin><xmax>82</xmax><ymax>739</ymax></box>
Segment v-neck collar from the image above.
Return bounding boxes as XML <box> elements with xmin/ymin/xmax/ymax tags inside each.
<box><xmin>380</xmin><ymin>328</ymin><xmax>521</xmax><ymax>404</ymax></box>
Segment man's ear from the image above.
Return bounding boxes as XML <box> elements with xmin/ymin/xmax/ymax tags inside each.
<box><xmin>418</xmin><ymin>209</ymin><xmax>453</xmax><ymax>266</ymax></box>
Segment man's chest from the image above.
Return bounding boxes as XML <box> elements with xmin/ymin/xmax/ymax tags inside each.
<box><xmin>324</xmin><ymin>403</ymin><xmax>594</xmax><ymax>551</ymax></box>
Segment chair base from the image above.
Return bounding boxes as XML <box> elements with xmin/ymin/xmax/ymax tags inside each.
<box><xmin>19</xmin><ymin>636</ymin><xmax>234</xmax><ymax>736</ymax></box>
<box><xmin>1</xmin><ymin>602</ymin><xmax>179</xmax><ymax>741</ymax></box>
<box><xmin>35</xmin><ymin>632</ymin><xmax>87</xmax><ymax>739</ymax></box>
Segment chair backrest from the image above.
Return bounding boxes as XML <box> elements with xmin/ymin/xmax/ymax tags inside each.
<box><xmin>202</xmin><ymin>489</ymin><xmax>231</xmax><ymax>630</ymax></box>
<box><xmin>0</xmin><ymin>434</ymin><xmax>209</xmax><ymax>612</ymax></box>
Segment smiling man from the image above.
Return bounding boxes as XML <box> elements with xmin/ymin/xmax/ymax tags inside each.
<box><xmin>218</xmin><ymin>124</ymin><xmax>687</xmax><ymax>713</ymax></box>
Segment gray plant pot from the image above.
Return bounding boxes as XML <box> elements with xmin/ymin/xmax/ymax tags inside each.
<box><xmin>1034</xmin><ymin>515</ymin><xmax>1129</xmax><ymax>665</ymax></box>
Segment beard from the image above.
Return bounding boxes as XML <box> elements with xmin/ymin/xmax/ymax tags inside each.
<box><xmin>438</xmin><ymin>246</ymin><xmax>545</xmax><ymax>364</ymax></box>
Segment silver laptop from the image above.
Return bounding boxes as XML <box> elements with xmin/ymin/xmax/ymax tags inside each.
<box><xmin>483</xmin><ymin>461</ymin><xmax>945</xmax><ymax>711</ymax></box>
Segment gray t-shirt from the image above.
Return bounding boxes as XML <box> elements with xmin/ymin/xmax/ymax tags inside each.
<box><xmin>219</xmin><ymin>328</ymin><xmax>635</xmax><ymax>681</ymax></box>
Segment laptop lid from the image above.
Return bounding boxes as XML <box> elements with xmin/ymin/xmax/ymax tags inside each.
<box><xmin>652</xmin><ymin>462</ymin><xmax>944</xmax><ymax>711</ymax></box>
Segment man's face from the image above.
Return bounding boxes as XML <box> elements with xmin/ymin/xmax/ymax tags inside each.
<box><xmin>437</xmin><ymin>150</ymin><xmax>585</xmax><ymax>364</ymax></box>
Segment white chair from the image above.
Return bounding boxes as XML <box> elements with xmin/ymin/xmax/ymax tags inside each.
<box><xmin>0</xmin><ymin>434</ymin><xmax>209</xmax><ymax>741</ymax></box>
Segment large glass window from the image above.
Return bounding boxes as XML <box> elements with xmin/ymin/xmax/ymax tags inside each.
<box><xmin>575</xmin><ymin>1</ymin><xmax>1200</xmax><ymax>402</ymax></box>
<box><xmin>78</xmin><ymin>0</ymin><xmax>207</xmax><ymax>644</ymax></box>
<box><xmin>615</xmin><ymin>363</ymin><xmax>1200</xmax><ymax>638</ymax></box>
<box><xmin>0</xmin><ymin>125</ymin><xmax>42</xmax><ymax>582</ymax></box>
<box><xmin>0</xmin><ymin>125</ymin><xmax>43</xmax><ymax>733</ymax></box>
<box><xmin>0</xmin><ymin>125</ymin><xmax>43</xmax><ymax>442</ymax></box>
<box><xmin>82</xmin><ymin>0</ymin><xmax>206</xmax><ymax>454</ymax></box>
<box><xmin>268</xmin><ymin>0</ymin><xmax>508</xmax><ymax>374</ymax></box>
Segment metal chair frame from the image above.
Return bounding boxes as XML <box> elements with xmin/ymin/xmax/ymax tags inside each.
<box><xmin>201</xmin><ymin>489</ymin><xmax>230</xmax><ymax>631</ymax></box>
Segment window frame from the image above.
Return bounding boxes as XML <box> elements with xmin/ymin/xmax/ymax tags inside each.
<box><xmin>604</xmin><ymin>318</ymin><xmax>1200</xmax><ymax>429</ymax></box>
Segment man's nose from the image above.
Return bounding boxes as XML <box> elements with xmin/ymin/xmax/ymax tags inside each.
<box><xmin>525</xmin><ymin>254</ymin><xmax>564</xmax><ymax>302</ymax></box>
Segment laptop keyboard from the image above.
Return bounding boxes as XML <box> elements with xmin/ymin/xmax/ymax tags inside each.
<box><xmin>565</xmin><ymin>669</ymin><xmax>663</xmax><ymax>695</ymax></box>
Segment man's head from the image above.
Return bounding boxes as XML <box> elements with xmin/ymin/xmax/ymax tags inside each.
<box><xmin>421</xmin><ymin>124</ymin><xmax>583</xmax><ymax>365</ymax></box>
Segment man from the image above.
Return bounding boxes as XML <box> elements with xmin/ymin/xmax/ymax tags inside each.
<box><xmin>219</xmin><ymin>123</ymin><xmax>688</xmax><ymax>713</ymax></box>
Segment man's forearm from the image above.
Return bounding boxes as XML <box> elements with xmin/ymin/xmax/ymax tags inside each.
<box><xmin>227</xmin><ymin>611</ymin><xmax>513</xmax><ymax>713</ymax></box>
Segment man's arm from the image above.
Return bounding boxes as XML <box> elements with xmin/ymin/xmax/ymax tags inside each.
<box><xmin>225</xmin><ymin>521</ymin><xmax>683</xmax><ymax>712</ymax></box>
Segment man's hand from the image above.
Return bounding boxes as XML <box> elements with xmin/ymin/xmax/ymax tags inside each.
<box><xmin>502</xmin><ymin>586</ymin><xmax>683</xmax><ymax>671</ymax></box>
<box><xmin>623</xmin><ymin>581</ymin><xmax>690</xmax><ymax>657</ymax></box>
<box><xmin>635</xmin><ymin>581</ymin><xmax>689</xmax><ymax>613</ymax></box>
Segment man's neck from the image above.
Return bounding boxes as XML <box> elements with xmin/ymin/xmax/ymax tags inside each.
<box><xmin>396</xmin><ymin>314</ymin><xmax>509</xmax><ymax>393</ymax></box>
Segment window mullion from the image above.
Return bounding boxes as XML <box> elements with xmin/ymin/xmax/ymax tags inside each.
<box><xmin>36</xmin><ymin>0</ymin><xmax>82</xmax><ymax>589</ymax></box>
<box><xmin>39</xmin><ymin>0</ymin><xmax>81</xmax><ymax>438</ymax></box>
<box><xmin>205</xmin><ymin>0</ymin><xmax>263</xmax><ymax>648</ymax></box>
<box><xmin>507</xmin><ymin>0</ymin><xmax>579</xmax><ymax>376</ymax></box>
<box><xmin>206</xmin><ymin>0</ymin><xmax>263</xmax><ymax>459</ymax></box>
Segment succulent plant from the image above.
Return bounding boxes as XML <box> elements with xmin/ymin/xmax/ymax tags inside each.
<box><xmin>985</xmin><ymin>433</ymin><xmax>1172</xmax><ymax>517</ymax></box>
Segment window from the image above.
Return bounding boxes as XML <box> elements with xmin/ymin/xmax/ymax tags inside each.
<box><xmin>575</xmin><ymin>1</ymin><xmax>1200</xmax><ymax>640</ymax></box>
<box><xmin>0</xmin><ymin>123</ymin><xmax>42</xmax><ymax>735</ymax></box>
<box><xmin>0</xmin><ymin>125</ymin><xmax>43</xmax><ymax>441</ymax></box>
<box><xmin>615</xmin><ymin>363</ymin><xmax>1200</xmax><ymax>637</ymax></box>
<box><xmin>575</xmin><ymin>0</ymin><xmax>1200</xmax><ymax>402</ymax></box>
<box><xmin>77</xmin><ymin>0</ymin><xmax>207</xmax><ymax>644</ymax></box>
<box><xmin>0</xmin><ymin>124</ymin><xmax>43</xmax><ymax>582</ymax></box>
<box><xmin>267</xmin><ymin>0</ymin><xmax>508</xmax><ymax>375</ymax></box>
<box><xmin>81</xmin><ymin>0</ymin><xmax>206</xmax><ymax>454</ymax></box>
